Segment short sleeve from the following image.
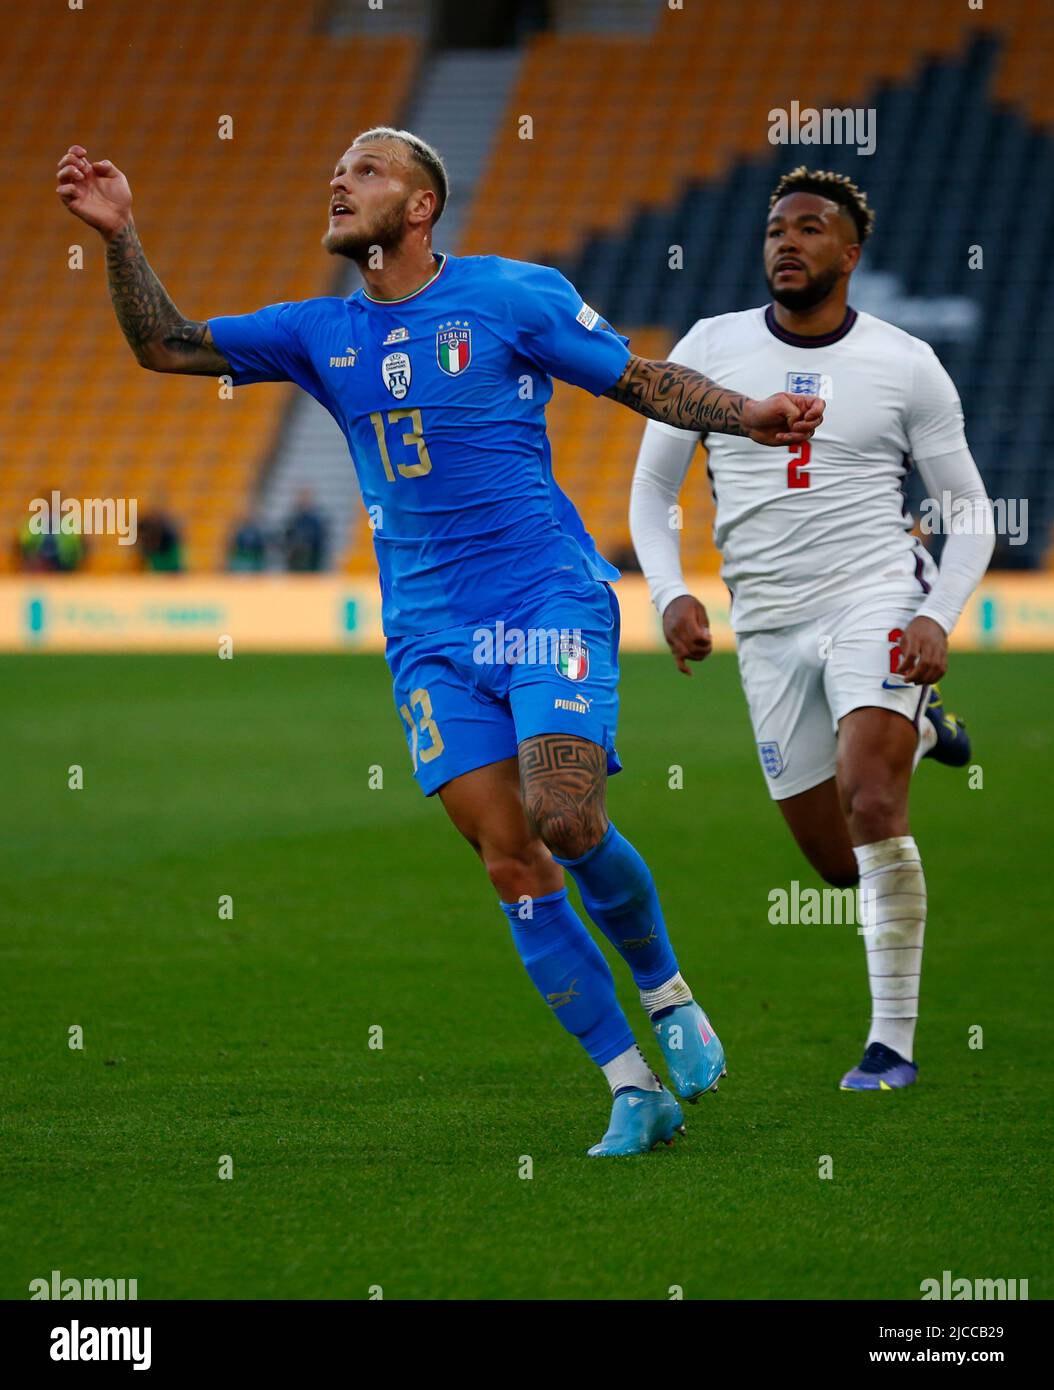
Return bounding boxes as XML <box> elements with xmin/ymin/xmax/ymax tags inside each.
<box><xmin>207</xmin><ymin>302</ymin><xmax>314</xmax><ymax>388</ymax></box>
<box><xmin>906</xmin><ymin>342</ymin><xmax>968</xmax><ymax>461</ymax></box>
<box><xmin>500</xmin><ymin>261</ymin><xmax>631</xmax><ymax>395</ymax></box>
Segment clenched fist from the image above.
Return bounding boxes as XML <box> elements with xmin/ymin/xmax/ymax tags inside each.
<box><xmin>662</xmin><ymin>594</ymin><xmax>713</xmax><ymax>675</ymax></box>
<box><xmin>56</xmin><ymin>145</ymin><xmax>132</xmax><ymax>237</ymax></box>
<box><xmin>744</xmin><ymin>392</ymin><xmax>825</xmax><ymax>446</ymax></box>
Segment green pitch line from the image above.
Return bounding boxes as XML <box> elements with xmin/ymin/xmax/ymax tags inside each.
<box><xmin>0</xmin><ymin>653</ymin><xmax>1049</xmax><ymax>1299</ymax></box>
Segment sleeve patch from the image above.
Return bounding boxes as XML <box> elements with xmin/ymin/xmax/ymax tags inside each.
<box><xmin>576</xmin><ymin>302</ymin><xmax>600</xmax><ymax>331</ymax></box>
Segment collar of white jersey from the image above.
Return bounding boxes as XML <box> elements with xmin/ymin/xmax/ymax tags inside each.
<box><xmin>764</xmin><ymin>302</ymin><xmax>858</xmax><ymax>348</ymax></box>
<box><xmin>359</xmin><ymin>253</ymin><xmax>449</xmax><ymax>306</ymax></box>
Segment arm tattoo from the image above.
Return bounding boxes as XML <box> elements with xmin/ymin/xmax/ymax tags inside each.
<box><xmin>604</xmin><ymin>354</ymin><xmax>748</xmax><ymax>437</ymax></box>
<box><xmin>519</xmin><ymin>734</ymin><xmax>608</xmax><ymax>861</ymax></box>
<box><xmin>105</xmin><ymin>221</ymin><xmax>229</xmax><ymax>375</ymax></box>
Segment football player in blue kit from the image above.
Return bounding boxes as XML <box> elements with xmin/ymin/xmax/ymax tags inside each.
<box><xmin>57</xmin><ymin>129</ymin><xmax>824</xmax><ymax>1155</ymax></box>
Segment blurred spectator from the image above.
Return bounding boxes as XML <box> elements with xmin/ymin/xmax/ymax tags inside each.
<box><xmin>16</xmin><ymin>490</ymin><xmax>85</xmax><ymax>572</ymax></box>
<box><xmin>282</xmin><ymin>491</ymin><xmax>327</xmax><ymax>572</ymax></box>
<box><xmin>227</xmin><ymin>518</ymin><xmax>269</xmax><ymax>572</ymax></box>
<box><xmin>137</xmin><ymin>513</ymin><xmax>183</xmax><ymax>572</ymax></box>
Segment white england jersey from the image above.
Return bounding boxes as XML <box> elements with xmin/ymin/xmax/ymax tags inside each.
<box><xmin>647</xmin><ymin>305</ymin><xmax>968</xmax><ymax>633</ymax></box>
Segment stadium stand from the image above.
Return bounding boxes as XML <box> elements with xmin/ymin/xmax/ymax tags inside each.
<box><xmin>0</xmin><ymin>0</ymin><xmax>417</xmax><ymax>572</ymax></box>
<box><xmin>8</xmin><ymin>0</ymin><xmax>1052</xmax><ymax>574</ymax></box>
<box><xmin>460</xmin><ymin>0</ymin><xmax>1054</xmax><ymax>571</ymax></box>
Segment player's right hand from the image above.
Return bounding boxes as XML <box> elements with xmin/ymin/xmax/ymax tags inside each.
<box><xmin>663</xmin><ymin>594</ymin><xmax>712</xmax><ymax>675</ymax></box>
<box><xmin>744</xmin><ymin>392</ymin><xmax>825</xmax><ymax>445</ymax></box>
<box><xmin>56</xmin><ymin>146</ymin><xmax>132</xmax><ymax>235</ymax></box>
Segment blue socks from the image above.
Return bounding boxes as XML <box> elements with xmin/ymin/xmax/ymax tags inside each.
<box><xmin>553</xmin><ymin>823</ymin><xmax>679</xmax><ymax>990</ymax></box>
<box><xmin>501</xmin><ymin>889</ymin><xmax>635</xmax><ymax>1067</ymax></box>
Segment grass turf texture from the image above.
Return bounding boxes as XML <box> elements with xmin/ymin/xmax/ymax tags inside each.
<box><xmin>1</xmin><ymin>651</ymin><xmax>1050</xmax><ymax>1301</ymax></box>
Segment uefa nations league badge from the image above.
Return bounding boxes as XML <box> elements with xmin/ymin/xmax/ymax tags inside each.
<box><xmin>382</xmin><ymin>351</ymin><xmax>412</xmax><ymax>399</ymax></box>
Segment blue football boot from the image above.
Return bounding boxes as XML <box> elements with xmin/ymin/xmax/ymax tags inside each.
<box><xmin>840</xmin><ymin>1041</ymin><xmax>919</xmax><ymax>1091</ymax></box>
<box><xmin>651</xmin><ymin>1001</ymin><xmax>726</xmax><ymax>1102</ymax></box>
<box><xmin>923</xmin><ymin>685</ymin><xmax>971</xmax><ymax>767</ymax></box>
<box><xmin>587</xmin><ymin>1085</ymin><xmax>685</xmax><ymax>1157</ymax></box>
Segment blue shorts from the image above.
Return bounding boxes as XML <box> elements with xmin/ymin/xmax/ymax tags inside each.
<box><xmin>386</xmin><ymin>581</ymin><xmax>623</xmax><ymax>796</ymax></box>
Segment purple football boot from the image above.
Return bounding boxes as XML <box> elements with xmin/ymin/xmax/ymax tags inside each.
<box><xmin>840</xmin><ymin>1041</ymin><xmax>918</xmax><ymax>1091</ymax></box>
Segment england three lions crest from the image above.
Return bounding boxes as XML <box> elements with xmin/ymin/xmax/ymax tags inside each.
<box><xmin>758</xmin><ymin>741</ymin><xmax>784</xmax><ymax>778</ymax></box>
<box><xmin>436</xmin><ymin>321</ymin><xmax>471</xmax><ymax>376</ymax></box>
<box><xmin>786</xmin><ymin>371</ymin><xmax>833</xmax><ymax>399</ymax></box>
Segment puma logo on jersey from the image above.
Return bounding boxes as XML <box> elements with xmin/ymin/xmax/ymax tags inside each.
<box><xmin>553</xmin><ymin>696</ymin><xmax>591</xmax><ymax>714</ymax></box>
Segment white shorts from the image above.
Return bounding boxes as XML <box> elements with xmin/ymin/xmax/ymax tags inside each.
<box><xmin>735</xmin><ymin>588</ymin><xmax>931</xmax><ymax>801</ymax></box>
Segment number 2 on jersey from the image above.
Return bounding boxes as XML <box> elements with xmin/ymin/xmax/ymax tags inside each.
<box><xmin>787</xmin><ymin>440</ymin><xmax>811</xmax><ymax>488</ymax></box>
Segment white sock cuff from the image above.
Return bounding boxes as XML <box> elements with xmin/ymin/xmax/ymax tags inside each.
<box><xmin>854</xmin><ymin>835</ymin><xmax>920</xmax><ymax>875</ymax></box>
<box><xmin>639</xmin><ymin>972</ymin><xmax>693</xmax><ymax>1016</ymax></box>
<box><xmin>602</xmin><ymin>1044</ymin><xmax>661</xmax><ymax>1095</ymax></box>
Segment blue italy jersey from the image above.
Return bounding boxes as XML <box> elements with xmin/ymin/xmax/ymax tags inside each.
<box><xmin>208</xmin><ymin>254</ymin><xmax>631</xmax><ymax>635</ymax></box>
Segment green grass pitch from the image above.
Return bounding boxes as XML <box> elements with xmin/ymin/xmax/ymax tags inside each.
<box><xmin>1</xmin><ymin>651</ymin><xmax>1050</xmax><ymax>1300</ymax></box>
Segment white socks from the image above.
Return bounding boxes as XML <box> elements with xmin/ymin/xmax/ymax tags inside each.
<box><xmin>855</xmin><ymin>835</ymin><xmax>927</xmax><ymax>1061</ymax></box>
<box><xmin>639</xmin><ymin>971</ymin><xmax>693</xmax><ymax>1018</ymax></box>
<box><xmin>602</xmin><ymin>1044</ymin><xmax>662</xmax><ymax>1095</ymax></box>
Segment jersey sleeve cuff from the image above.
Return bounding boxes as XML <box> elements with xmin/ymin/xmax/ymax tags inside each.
<box><xmin>652</xmin><ymin>582</ymin><xmax>693</xmax><ymax>618</ymax></box>
<box><xmin>913</xmin><ymin>603</ymin><xmax>955</xmax><ymax>637</ymax></box>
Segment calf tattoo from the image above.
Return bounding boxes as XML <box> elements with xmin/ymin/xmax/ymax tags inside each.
<box><xmin>519</xmin><ymin>735</ymin><xmax>608</xmax><ymax>861</ymax></box>
<box><xmin>604</xmin><ymin>354</ymin><xmax>747</xmax><ymax>437</ymax></box>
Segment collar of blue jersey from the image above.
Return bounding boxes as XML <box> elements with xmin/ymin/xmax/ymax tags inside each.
<box><xmin>359</xmin><ymin>252</ymin><xmax>448</xmax><ymax>306</ymax></box>
<box><xmin>764</xmin><ymin>302</ymin><xmax>858</xmax><ymax>348</ymax></box>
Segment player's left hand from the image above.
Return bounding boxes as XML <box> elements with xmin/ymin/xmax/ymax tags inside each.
<box><xmin>744</xmin><ymin>393</ymin><xmax>825</xmax><ymax>446</ymax></box>
<box><xmin>662</xmin><ymin>594</ymin><xmax>713</xmax><ymax>675</ymax></box>
<box><xmin>898</xmin><ymin>616</ymin><xmax>948</xmax><ymax>685</ymax></box>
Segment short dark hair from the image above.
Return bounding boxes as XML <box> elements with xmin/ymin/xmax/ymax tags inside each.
<box><xmin>769</xmin><ymin>166</ymin><xmax>875</xmax><ymax>244</ymax></box>
<box><xmin>353</xmin><ymin>126</ymin><xmax>449</xmax><ymax>225</ymax></box>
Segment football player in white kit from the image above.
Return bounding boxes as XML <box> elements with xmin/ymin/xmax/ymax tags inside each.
<box><xmin>629</xmin><ymin>168</ymin><xmax>995</xmax><ymax>1091</ymax></box>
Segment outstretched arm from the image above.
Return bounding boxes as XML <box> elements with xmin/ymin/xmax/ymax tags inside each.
<box><xmin>57</xmin><ymin>145</ymin><xmax>230</xmax><ymax>376</ymax></box>
<box><xmin>604</xmin><ymin>353</ymin><xmax>824</xmax><ymax>446</ymax></box>
<box><xmin>104</xmin><ymin>222</ymin><xmax>229</xmax><ymax>375</ymax></box>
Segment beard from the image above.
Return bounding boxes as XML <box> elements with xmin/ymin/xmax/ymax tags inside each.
<box><xmin>766</xmin><ymin>261</ymin><xmax>843</xmax><ymax>311</ymax></box>
<box><xmin>322</xmin><ymin>197</ymin><xmax>409</xmax><ymax>260</ymax></box>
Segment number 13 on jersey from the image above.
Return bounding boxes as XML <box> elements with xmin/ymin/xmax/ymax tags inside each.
<box><xmin>370</xmin><ymin>408</ymin><xmax>433</xmax><ymax>481</ymax></box>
